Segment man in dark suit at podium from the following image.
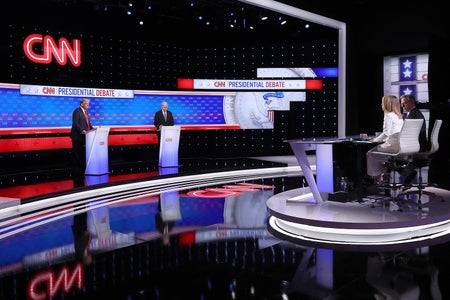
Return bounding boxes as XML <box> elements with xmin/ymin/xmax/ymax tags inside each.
<box><xmin>153</xmin><ymin>101</ymin><xmax>175</xmax><ymax>146</ymax></box>
<box><xmin>70</xmin><ymin>98</ymin><xmax>93</xmax><ymax>188</ymax></box>
<box><xmin>154</xmin><ymin>101</ymin><xmax>174</xmax><ymax>130</ymax></box>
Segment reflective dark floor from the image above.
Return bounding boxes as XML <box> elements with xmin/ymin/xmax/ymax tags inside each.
<box><xmin>1</xmin><ymin>157</ymin><xmax>450</xmax><ymax>300</ymax></box>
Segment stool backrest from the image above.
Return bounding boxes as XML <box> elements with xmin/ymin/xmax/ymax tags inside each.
<box><xmin>398</xmin><ymin>119</ymin><xmax>423</xmax><ymax>154</ymax></box>
<box><xmin>428</xmin><ymin>119</ymin><xmax>442</xmax><ymax>155</ymax></box>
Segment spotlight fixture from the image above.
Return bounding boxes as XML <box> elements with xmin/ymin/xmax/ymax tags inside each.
<box><xmin>261</xmin><ymin>16</ymin><xmax>268</xmax><ymax>20</ymax></box>
<box><xmin>278</xmin><ymin>16</ymin><xmax>286</xmax><ymax>25</ymax></box>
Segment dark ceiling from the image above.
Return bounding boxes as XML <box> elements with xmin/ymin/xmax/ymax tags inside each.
<box><xmin>7</xmin><ymin>0</ymin><xmax>448</xmax><ymax>57</ymax></box>
<box><xmin>7</xmin><ymin>0</ymin><xmax>340</xmax><ymax>43</ymax></box>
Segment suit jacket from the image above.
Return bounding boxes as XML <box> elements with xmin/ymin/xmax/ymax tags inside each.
<box><xmin>153</xmin><ymin>109</ymin><xmax>174</xmax><ymax>130</ymax></box>
<box><xmin>70</xmin><ymin>107</ymin><xmax>92</xmax><ymax>143</ymax></box>
<box><xmin>406</xmin><ymin>107</ymin><xmax>428</xmax><ymax>151</ymax></box>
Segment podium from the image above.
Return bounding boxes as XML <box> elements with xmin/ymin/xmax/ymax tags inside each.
<box><xmin>85</xmin><ymin>127</ymin><xmax>112</xmax><ymax>237</ymax></box>
<box><xmin>85</xmin><ymin>127</ymin><xmax>110</xmax><ymax>176</ymax></box>
<box><xmin>159</xmin><ymin>125</ymin><xmax>181</xmax><ymax>167</ymax></box>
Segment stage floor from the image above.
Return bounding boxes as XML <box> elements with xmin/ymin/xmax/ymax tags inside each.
<box><xmin>1</xmin><ymin>156</ymin><xmax>450</xmax><ymax>299</ymax></box>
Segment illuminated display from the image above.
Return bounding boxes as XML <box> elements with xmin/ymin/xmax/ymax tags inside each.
<box><xmin>0</xmin><ymin>85</ymin><xmax>226</xmax><ymax>128</ymax></box>
<box><xmin>23</xmin><ymin>34</ymin><xmax>81</xmax><ymax>67</ymax></box>
<box><xmin>0</xmin><ymin>73</ymin><xmax>332</xmax><ymax>130</ymax></box>
<box><xmin>383</xmin><ymin>53</ymin><xmax>429</xmax><ymax>103</ymax></box>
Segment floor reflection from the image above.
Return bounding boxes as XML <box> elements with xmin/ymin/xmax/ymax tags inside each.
<box><xmin>1</xmin><ymin>162</ymin><xmax>450</xmax><ymax>299</ymax></box>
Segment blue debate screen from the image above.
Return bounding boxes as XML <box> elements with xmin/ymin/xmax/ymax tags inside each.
<box><xmin>0</xmin><ymin>87</ymin><xmax>226</xmax><ymax>128</ymax></box>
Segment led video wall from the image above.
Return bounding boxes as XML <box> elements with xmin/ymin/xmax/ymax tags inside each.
<box><xmin>0</xmin><ymin>65</ymin><xmax>337</xmax><ymax>131</ymax></box>
<box><xmin>1</xmin><ymin>1</ymin><xmax>342</xmax><ymax>145</ymax></box>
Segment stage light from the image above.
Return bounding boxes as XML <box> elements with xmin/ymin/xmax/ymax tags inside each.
<box><xmin>278</xmin><ymin>16</ymin><xmax>286</xmax><ymax>25</ymax></box>
<box><xmin>261</xmin><ymin>16</ymin><xmax>268</xmax><ymax>21</ymax></box>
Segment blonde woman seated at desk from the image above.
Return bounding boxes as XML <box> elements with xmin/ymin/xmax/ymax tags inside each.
<box><xmin>366</xmin><ymin>95</ymin><xmax>404</xmax><ymax>184</ymax></box>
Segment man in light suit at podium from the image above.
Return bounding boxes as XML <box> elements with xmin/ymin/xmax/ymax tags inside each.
<box><xmin>70</xmin><ymin>98</ymin><xmax>93</xmax><ymax>188</ymax></box>
<box><xmin>153</xmin><ymin>101</ymin><xmax>175</xmax><ymax>146</ymax></box>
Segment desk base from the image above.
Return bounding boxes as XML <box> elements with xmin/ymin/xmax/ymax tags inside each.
<box><xmin>266</xmin><ymin>186</ymin><xmax>450</xmax><ymax>251</ymax></box>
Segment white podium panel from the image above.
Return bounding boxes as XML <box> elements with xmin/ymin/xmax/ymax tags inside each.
<box><xmin>159</xmin><ymin>125</ymin><xmax>181</xmax><ymax>167</ymax></box>
<box><xmin>85</xmin><ymin>174</ymin><xmax>109</xmax><ymax>185</ymax></box>
<box><xmin>87</xmin><ymin>200</ymin><xmax>112</xmax><ymax>238</ymax></box>
<box><xmin>85</xmin><ymin>127</ymin><xmax>110</xmax><ymax>175</ymax></box>
<box><xmin>160</xmin><ymin>191</ymin><xmax>182</xmax><ymax>222</ymax></box>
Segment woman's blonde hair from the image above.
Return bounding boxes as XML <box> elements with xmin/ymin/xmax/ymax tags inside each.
<box><xmin>381</xmin><ymin>95</ymin><xmax>402</xmax><ymax>119</ymax></box>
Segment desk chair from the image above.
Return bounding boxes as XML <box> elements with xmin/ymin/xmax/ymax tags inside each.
<box><xmin>370</xmin><ymin>119</ymin><xmax>423</xmax><ymax>211</ymax></box>
<box><xmin>398</xmin><ymin>119</ymin><xmax>444</xmax><ymax>208</ymax></box>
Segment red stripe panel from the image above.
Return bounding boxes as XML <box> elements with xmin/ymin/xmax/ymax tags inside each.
<box><xmin>108</xmin><ymin>134</ymin><xmax>158</xmax><ymax>146</ymax></box>
<box><xmin>0</xmin><ymin>137</ymin><xmax>73</xmax><ymax>152</ymax></box>
<box><xmin>0</xmin><ymin>125</ymin><xmax>240</xmax><ymax>136</ymax></box>
<box><xmin>305</xmin><ymin>79</ymin><xmax>323</xmax><ymax>90</ymax></box>
<box><xmin>180</xmin><ymin>125</ymin><xmax>241</xmax><ymax>130</ymax></box>
<box><xmin>0</xmin><ymin>180</ymin><xmax>74</xmax><ymax>198</ymax></box>
<box><xmin>0</xmin><ymin>134</ymin><xmax>159</xmax><ymax>152</ymax></box>
<box><xmin>109</xmin><ymin>126</ymin><xmax>155</xmax><ymax>132</ymax></box>
<box><xmin>0</xmin><ymin>125</ymin><xmax>240</xmax><ymax>152</ymax></box>
<box><xmin>0</xmin><ymin>127</ymin><xmax>156</xmax><ymax>135</ymax></box>
<box><xmin>177</xmin><ymin>78</ymin><xmax>194</xmax><ymax>89</ymax></box>
<box><xmin>0</xmin><ymin>128</ymin><xmax>71</xmax><ymax>135</ymax></box>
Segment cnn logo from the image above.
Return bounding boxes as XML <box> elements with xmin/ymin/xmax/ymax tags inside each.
<box><xmin>27</xmin><ymin>263</ymin><xmax>84</xmax><ymax>300</ymax></box>
<box><xmin>23</xmin><ymin>34</ymin><xmax>81</xmax><ymax>67</ymax></box>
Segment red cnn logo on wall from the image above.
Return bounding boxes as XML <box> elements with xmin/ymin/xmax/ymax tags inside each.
<box><xmin>23</xmin><ymin>34</ymin><xmax>81</xmax><ymax>67</ymax></box>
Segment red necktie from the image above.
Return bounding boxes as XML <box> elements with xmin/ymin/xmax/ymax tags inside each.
<box><xmin>85</xmin><ymin>110</ymin><xmax>91</xmax><ymax>130</ymax></box>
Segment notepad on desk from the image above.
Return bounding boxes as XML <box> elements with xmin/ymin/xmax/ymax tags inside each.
<box><xmin>286</xmin><ymin>192</ymin><xmax>316</xmax><ymax>203</ymax></box>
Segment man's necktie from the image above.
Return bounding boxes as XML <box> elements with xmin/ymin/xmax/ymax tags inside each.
<box><xmin>163</xmin><ymin>111</ymin><xmax>167</xmax><ymax>121</ymax></box>
<box><xmin>85</xmin><ymin>110</ymin><xmax>91</xmax><ymax>130</ymax></box>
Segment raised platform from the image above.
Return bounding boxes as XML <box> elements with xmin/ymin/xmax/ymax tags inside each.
<box><xmin>267</xmin><ymin>186</ymin><xmax>450</xmax><ymax>251</ymax></box>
